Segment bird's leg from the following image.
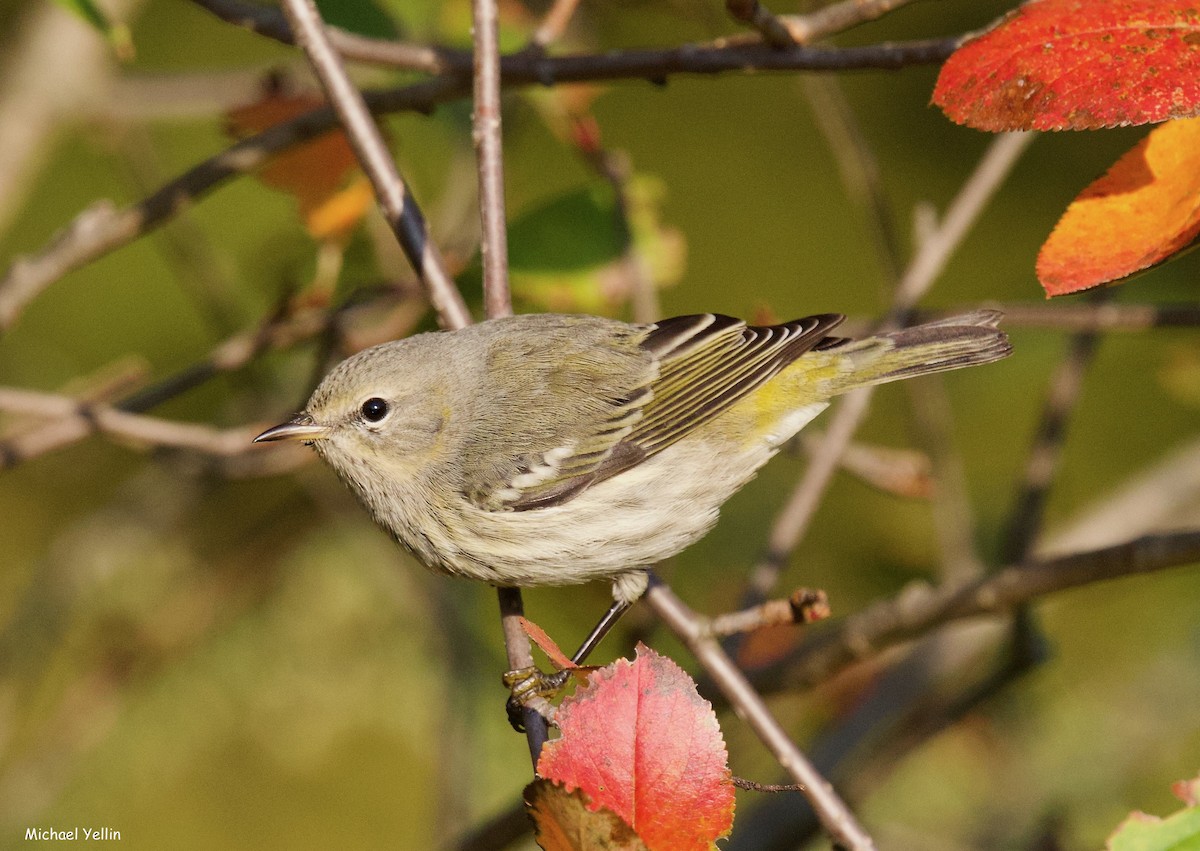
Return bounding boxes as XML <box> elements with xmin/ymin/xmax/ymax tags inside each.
<box><xmin>504</xmin><ymin>598</ymin><xmax>633</xmax><ymax>730</ymax></box>
<box><xmin>571</xmin><ymin>598</ymin><xmax>631</xmax><ymax>665</ymax></box>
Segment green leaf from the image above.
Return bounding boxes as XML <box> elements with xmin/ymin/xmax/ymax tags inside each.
<box><xmin>315</xmin><ymin>0</ymin><xmax>398</xmax><ymax>40</ymax></box>
<box><xmin>504</xmin><ymin>180</ymin><xmax>686</xmax><ymax>314</ymax></box>
<box><xmin>509</xmin><ymin>185</ymin><xmax>625</xmax><ymax>273</ymax></box>
<box><xmin>1108</xmin><ymin>782</ymin><xmax>1200</xmax><ymax>851</ymax></box>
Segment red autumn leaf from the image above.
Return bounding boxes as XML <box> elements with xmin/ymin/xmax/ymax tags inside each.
<box><xmin>525</xmin><ymin>781</ymin><xmax>650</xmax><ymax>851</ymax></box>
<box><xmin>226</xmin><ymin>88</ymin><xmax>372</xmax><ymax>241</ymax></box>
<box><xmin>933</xmin><ymin>0</ymin><xmax>1200</xmax><ymax>131</ymax></box>
<box><xmin>536</xmin><ymin>644</ymin><xmax>734</xmax><ymax>851</ymax></box>
<box><xmin>1037</xmin><ymin>116</ymin><xmax>1200</xmax><ymax>294</ymax></box>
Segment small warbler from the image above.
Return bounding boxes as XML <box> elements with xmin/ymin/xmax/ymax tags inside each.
<box><xmin>256</xmin><ymin>311</ymin><xmax>1010</xmax><ymax>608</ymax></box>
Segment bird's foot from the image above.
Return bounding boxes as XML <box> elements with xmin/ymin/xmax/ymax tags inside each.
<box><xmin>502</xmin><ymin>666</ymin><xmax>571</xmax><ymax>732</ymax></box>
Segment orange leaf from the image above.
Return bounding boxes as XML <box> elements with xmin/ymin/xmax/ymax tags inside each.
<box><xmin>227</xmin><ymin>89</ymin><xmax>368</xmax><ymax>241</ymax></box>
<box><xmin>519</xmin><ymin>616</ymin><xmax>577</xmax><ymax>671</ymax></box>
<box><xmin>1037</xmin><ymin>116</ymin><xmax>1200</xmax><ymax>295</ymax></box>
<box><xmin>303</xmin><ymin>176</ymin><xmax>374</xmax><ymax>242</ymax></box>
<box><xmin>525</xmin><ymin>781</ymin><xmax>650</xmax><ymax>851</ymax></box>
<box><xmin>933</xmin><ymin>0</ymin><xmax>1200</xmax><ymax>131</ymax></box>
<box><xmin>536</xmin><ymin>644</ymin><xmax>735</xmax><ymax>851</ymax></box>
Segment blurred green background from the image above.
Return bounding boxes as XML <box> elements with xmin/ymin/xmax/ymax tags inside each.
<box><xmin>1</xmin><ymin>0</ymin><xmax>1198</xmax><ymax>848</ymax></box>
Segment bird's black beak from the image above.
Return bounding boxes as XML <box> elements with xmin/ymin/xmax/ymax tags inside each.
<box><xmin>253</xmin><ymin>415</ymin><xmax>331</xmax><ymax>443</ymax></box>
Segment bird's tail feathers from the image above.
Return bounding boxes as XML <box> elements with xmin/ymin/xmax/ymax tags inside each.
<box><xmin>830</xmin><ymin>310</ymin><xmax>1011</xmax><ymax>391</ymax></box>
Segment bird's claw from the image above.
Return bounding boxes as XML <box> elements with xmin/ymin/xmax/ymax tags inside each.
<box><xmin>502</xmin><ymin>666</ymin><xmax>571</xmax><ymax>732</ymax></box>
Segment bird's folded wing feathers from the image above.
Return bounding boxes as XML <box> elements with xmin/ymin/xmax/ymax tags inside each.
<box><xmin>462</xmin><ymin>313</ymin><xmax>844</xmax><ymax>512</ymax></box>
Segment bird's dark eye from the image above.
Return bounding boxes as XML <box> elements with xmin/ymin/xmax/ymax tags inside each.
<box><xmin>361</xmin><ymin>397</ymin><xmax>390</xmax><ymax>422</ymax></box>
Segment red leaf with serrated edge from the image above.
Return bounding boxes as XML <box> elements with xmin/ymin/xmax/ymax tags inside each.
<box><xmin>1037</xmin><ymin>117</ymin><xmax>1200</xmax><ymax>294</ymax></box>
<box><xmin>933</xmin><ymin>0</ymin><xmax>1200</xmax><ymax>131</ymax></box>
<box><xmin>536</xmin><ymin>644</ymin><xmax>734</xmax><ymax>851</ymax></box>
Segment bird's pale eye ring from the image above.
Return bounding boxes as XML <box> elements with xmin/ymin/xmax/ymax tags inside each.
<box><xmin>361</xmin><ymin>397</ymin><xmax>390</xmax><ymax>422</ymax></box>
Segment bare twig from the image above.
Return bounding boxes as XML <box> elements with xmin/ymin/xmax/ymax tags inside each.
<box><xmin>709</xmin><ymin>588</ymin><xmax>830</xmax><ymax>638</ymax></box>
<box><xmin>804</xmin><ymin>434</ymin><xmax>932</xmax><ymax>499</ymax></box>
<box><xmin>497</xmin><ymin>588</ymin><xmax>553</xmax><ymax>764</ymax></box>
<box><xmin>194</xmin><ymin>0</ymin><xmax>955</xmax><ymax>74</ymax></box>
<box><xmin>0</xmin><ymin>79</ymin><xmax>450</xmax><ymax>333</ymax></box>
<box><xmin>761</xmin><ymin>530</ymin><xmax>1200</xmax><ymax>693</ymax></box>
<box><xmin>743</xmin><ymin>132</ymin><xmax>1034</xmax><ymax>601</ymax></box>
<box><xmin>979</xmin><ymin>301</ymin><xmax>1200</xmax><ymax>332</ymax></box>
<box><xmin>732</xmin><ymin>777</ymin><xmax>807</xmax><ymax>793</ymax></box>
<box><xmin>888</xmin><ymin>132</ymin><xmax>1034</xmax><ymax>322</ymax></box>
<box><xmin>529</xmin><ymin>0</ymin><xmax>583</xmax><ymax>50</ymax></box>
<box><xmin>190</xmin><ymin>0</ymin><xmax>464</xmax><ymax>74</ymax></box>
<box><xmin>746</xmin><ymin>388</ymin><xmax>875</xmax><ymax>600</ymax></box>
<box><xmin>473</xmin><ymin>0</ymin><xmax>511</xmax><ymax>320</ymax></box>
<box><xmin>0</xmin><ymin>2</ymin><xmax>129</xmax><ymax>240</ymax></box>
<box><xmin>784</xmin><ymin>0</ymin><xmax>925</xmax><ymax>43</ymax></box>
<box><xmin>279</xmin><ymin>0</ymin><xmax>471</xmax><ymax>330</ymax></box>
<box><xmin>0</xmin><ymin>37</ymin><xmax>956</xmax><ymax>331</ymax></box>
<box><xmin>904</xmin><ymin>379</ymin><xmax>986</xmax><ymax>578</ymax></box>
<box><xmin>0</xmin><ymin>387</ymin><xmax>266</xmax><ymax>465</ymax></box>
<box><xmin>726</xmin><ymin>0</ymin><xmax>798</xmax><ymax>49</ymax></box>
<box><xmin>470</xmin><ymin>0</ymin><xmax>545</xmax><ymax>765</ymax></box>
<box><xmin>1040</xmin><ymin>436</ymin><xmax>1200</xmax><ymax>557</ymax></box>
<box><xmin>645</xmin><ymin>575</ymin><xmax>878</xmax><ymax>851</ymax></box>
<box><xmin>567</xmin><ymin>123</ymin><xmax>660</xmax><ymax>322</ymax></box>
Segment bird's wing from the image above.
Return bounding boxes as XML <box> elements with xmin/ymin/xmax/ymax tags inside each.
<box><xmin>462</xmin><ymin>313</ymin><xmax>844</xmax><ymax>511</ymax></box>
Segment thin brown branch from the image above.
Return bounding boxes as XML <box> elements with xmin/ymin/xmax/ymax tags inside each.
<box><xmin>888</xmin><ymin>132</ymin><xmax>1034</xmax><ymax>323</ymax></box>
<box><xmin>1041</xmin><ymin>436</ymin><xmax>1200</xmax><ymax>557</ymax></box>
<box><xmin>190</xmin><ymin>0</ymin><xmax>465</xmax><ymax>74</ymax></box>
<box><xmin>732</xmin><ymin>777</ymin><xmax>807</xmax><ymax>793</ymax></box>
<box><xmin>0</xmin><ymin>387</ymin><xmax>267</xmax><ymax>465</ymax></box>
<box><xmin>726</xmin><ymin>0</ymin><xmax>798</xmax><ymax>49</ymax></box>
<box><xmin>746</xmin><ymin>387</ymin><xmax>875</xmax><ymax>600</ymax></box>
<box><xmin>193</xmin><ymin>0</ymin><xmax>955</xmax><ymax>74</ymax></box>
<box><xmin>763</xmin><ymin>530</ymin><xmax>1200</xmax><ymax>693</ymax></box>
<box><xmin>803</xmin><ymin>434</ymin><xmax>931</xmax><ymax>499</ymax></box>
<box><xmin>742</xmin><ymin>132</ymin><xmax>1033</xmax><ymax>602</ymax></box>
<box><xmin>980</xmin><ymin>301</ymin><xmax>1200</xmax><ymax>332</ymax></box>
<box><xmin>784</xmin><ymin>0</ymin><xmax>925</xmax><ymax>43</ymax></box>
<box><xmin>709</xmin><ymin>588</ymin><xmax>830</xmax><ymax>638</ymax></box>
<box><xmin>0</xmin><ymin>37</ymin><xmax>955</xmax><ymax>331</ymax></box>
<box><xmin>279</xmin><ymin>0</ymin><xmax>471</xmax><ymax>330</ymax></box>
<box><xmin>473</xmin><ymin>0</ymin><xmax>512</xmax><ymax>320</ymax></box>
<box><xmin>529</xmin><ymin>0</ymin><xmax>583</xmax><ymax>50</ymax></box>
<box><xmin>644</xmin><ymin>575</ymin><xmax>878</xmax><ymax>851</ymax></box>
<box><xmin>497</xmin><ymin>588</ymin><xmax>552</xmax><ymax>767</ymax></box>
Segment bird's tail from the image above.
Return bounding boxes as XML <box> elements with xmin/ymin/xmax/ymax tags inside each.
<box><xmin>824</xmin><ymin>310</ymin><xmax>1012</xmax><ymax>393</ymax></box>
